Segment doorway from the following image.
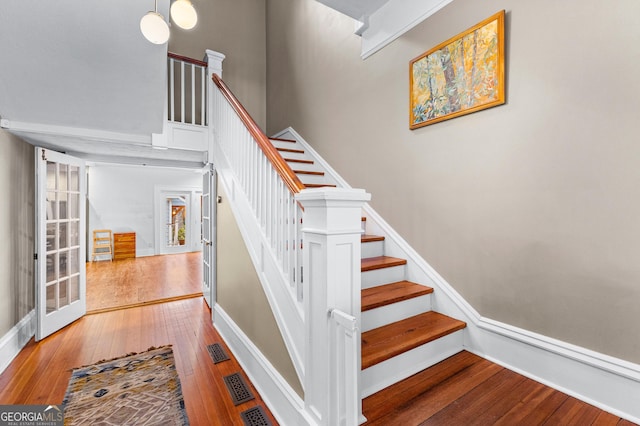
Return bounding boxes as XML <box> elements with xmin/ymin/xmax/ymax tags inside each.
<box><xmin>165</xmin><ymin>195</ymin><xmax>188</xmax><ymax>250</ymax></box>
<box><xmin>155</xmin><ymin>186</ymin><xmax>202</xmax><ymax>255</ymax></box>
<box><xmin>85</xmin><ymin>252</ymin><xmax>202</xmax><ymax>312</ymax></box>
<box><xmin>85</xmin><ymin>166</ymin><xmax>205</xmax><ymax>312</ymax></box>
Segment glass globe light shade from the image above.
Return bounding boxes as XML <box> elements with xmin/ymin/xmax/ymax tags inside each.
<box><xmin>171</xmin><ymin>0</ymin><xmax>198</xmax><ymax>30</ymax></box>
<box><xmin>140</xmin><ymin>11</ymin><xmax>170</xmax><ymax>44</ymax></box>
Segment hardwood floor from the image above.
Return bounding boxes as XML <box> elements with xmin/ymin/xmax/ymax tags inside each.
<box><xmin>86</xmin><ymin>252</ymin><xmax>203</xmax><ymax>312</ymax></box>
<box><xmin>363</xmin><ymin>350</ymin><xmax>635</xmax><ymax>425</ymax></box>
<box><xmin>0</xmin><ymin>298</ymin><xmax>278</xmax><ymax>426</ymax></box>
<box><xmin>2</xmin><ymin>248</ymin><xmax>635</xmax><ymax>425</ymax></box>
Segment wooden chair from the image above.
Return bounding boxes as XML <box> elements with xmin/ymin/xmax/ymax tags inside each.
<box><xmin>92</xmin><ymin>229</ymin><xmax>113</xmax><ymax>261</ymax></box>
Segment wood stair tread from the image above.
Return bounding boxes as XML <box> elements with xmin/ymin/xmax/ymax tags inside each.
<box><xmin>293</xmin><ymin>170</ymin><xmax>324</xmax><ymax>176</ymax></box>
<box><xmin>269</xmin><ymin>137</ymin><xmax>296</xmax><ymax>143</ymax></box>
<box><xmin>362</xmin><ymin>311</ymin><xmax>467</xmax><ymax>369</ymax></box>
<box><xmin>284</xmin><ymin>158</ymin><xmax>314</xmax><ymax>164</ymax></box>
<box><xmin>361</xmin><ymin>234</ymin><xmax>385</xmax><ymax>243</ymax></box>
<box><xmin>276</xmin><ymin>147</ymin><xmax>305</xmax><ymax>154</ymax></box>
<box><xmin>362</xmin><ymin>281</ymin><xmax>433</xmax><ymax>311</ymax></box>
<box><xmin>361</xmin><ymin>256</ymin><xmax>407</xmax><ymax>272</ymax></box>
<box><xmin>304</xmin><ymin>183</ymin><xmax>337</xmax><ymax>188</ymax></box>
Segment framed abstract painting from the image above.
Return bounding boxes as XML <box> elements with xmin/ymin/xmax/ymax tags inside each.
<box><xmin>409</xmin><ymin>10</ymin><xmax>505</xmax><ymax>129</ymax></box>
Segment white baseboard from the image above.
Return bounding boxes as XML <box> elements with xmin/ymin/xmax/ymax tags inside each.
<box><xmin>213</xmin><ymin>305</ymin><xmax>316</xmax><ymax>426</ymax></box>
<box><xmin>0</xmin><ymin>310</ymin><xmax>36</xmax><ymax>375</ymax></box>
<box><xmin>468</xmin><ymin>318</ymin><xmax>640</xmax><ymax>424</ymax></box>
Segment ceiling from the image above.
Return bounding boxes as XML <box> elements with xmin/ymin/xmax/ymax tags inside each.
<box><xmin>315</xmin><ymin>0</ymin><xmax>391</xmax><ymax>24</ymax></box>
<box><xmin>0</xmin><ymin>0</ymin><xmax>394</xmax><ymax>167</ymax></box>
<box><xmin>0</xmin><ymin>0</ymin><xmax>178</xmax><ymax>164</ymax></box>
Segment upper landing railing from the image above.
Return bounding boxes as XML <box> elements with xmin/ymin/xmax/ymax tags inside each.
<box><xmin>167</xmin><ymin>52</ymin><xmax>208</xmax><ymax>126</ymax></box>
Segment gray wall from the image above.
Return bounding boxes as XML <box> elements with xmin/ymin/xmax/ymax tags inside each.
<box><xmin>0</xmin><ymin>130</ymin><xmax>35</xmax><ymax>336</ymax></box>
<box><xmin>169</xmin><ymin>0</ymin><xmax>267</xmax><ymax>130</ymax></box>
<box><xmin>266</xmin><ymin>0</ymin><xmax>640</xmax><ymax>363</ymax></box>
<box><xmin>216</xmin><ymin>180</ymin><xmax>303</xmax><ymax>396</ymax></box>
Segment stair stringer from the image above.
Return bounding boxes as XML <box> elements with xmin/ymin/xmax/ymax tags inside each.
<box><xmin>211</xmin><ymin>139</ymin><xmax>306</xmax><ymax>387</ymax></box>
<box><xmin>272</xmin><ymin>127</ymin><xmax>640</xmax><ymax>425</ymax></box>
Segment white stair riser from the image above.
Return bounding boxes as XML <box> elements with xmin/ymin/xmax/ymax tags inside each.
<box><xmin>361</xmin><ymin>265</ymin><xmax>405</xmax><ymax>289</ymax></box>
<box><xmin>361</xmin><ymin>294</ymin><xmax>432</xmax><ymax>332</ymax></box>
<box><xmin>361</xmin><ymin>240</ymin><xmax>384</xmax><ymax>258</ymax></box>
<box><xmin>280</xmin><ymin>150</ymin><xmax>310</xmax><ymax>161</ymax></box>
<box><xmin>361</xmin><ymin>330</ymin><xmax>465</xmax><ymax>398</ymax></box>
<box><xmin>286</xmin><ymin>162</ymin><xmax>324</xmax><ymax>174</ymax></box>
<box><xmin>296</xmin><ymin>173</ymin><xmax>330</xmax><ymax>185</ymax></box>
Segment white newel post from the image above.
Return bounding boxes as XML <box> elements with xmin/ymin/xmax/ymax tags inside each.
<box><xmin>205</xmin><ymin>50</ymin><xmax>225</xmax><ymax>163</ymax></box>
<box><xmin>296</xmin><ymin>188</ymin><xmax>371</xmax><ymax>426</ymax></box>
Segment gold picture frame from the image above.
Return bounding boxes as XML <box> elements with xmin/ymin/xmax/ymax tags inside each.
<box><xmin>409</xmin><ymin>10</ymin><xmax>505</xmax><ymax>129</ymax></box>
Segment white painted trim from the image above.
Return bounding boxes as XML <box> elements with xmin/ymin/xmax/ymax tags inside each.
<box><xmin>478</xmin><ymin>317</ymin><xmax>640</xmax><ymax>382</ymax></box>
<box><xmin>214</xmin><ymin>161</ymin><xmax>306</xmax><ymax>384</ymax></box>
<box><xmin>213</xmin><ymin>305</ymin><xmax>316</xmax><ymax>426</ymax></box>
<box><xmin>468</xmin><ymin>318</ymin><xmax>640</xmax><ymax>423</ymax></box>
<box><xmin>360</xmin><ymin>0</ymin><xmax>454</xmax><ymax>59</ymax></box>
<box><xmin>273</xmin><ymin>127</ymin><xmax>640</xmax><ymax>423</ymax></box>
<box><xmin>1</xmin><ymin>119</ymin><xmax>151</xmax><ymax>145</ymax></box>
<box><xmin>153</xmin><ymin>185</ymin><xmax>201</xmax><ymax>256</ymax></box>
<box><xmin>0</xmin><ymin>310</ymin><xmax>36</xmax><ymax>375</ymax></box>
<box><xmin>271</xmin><ymin>128</ymin><xmax>352</xmax><ymax>190</ymax></box>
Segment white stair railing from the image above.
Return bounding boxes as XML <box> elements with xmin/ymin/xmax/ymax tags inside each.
<box><xmin>208</xmin><ymin>56</ymin><xmax>370</xmax><ymax>425</ymax></box>
<box><xmin>210</xmin><ymin>72</ymin><xmax>308</xmax><ymax>383</ymax></box>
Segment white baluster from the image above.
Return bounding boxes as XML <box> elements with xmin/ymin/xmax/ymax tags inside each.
<box><xmin>191</xmin><ymin>64</ymin><xmax>196</xmax><ymax>125</ymax></box>
<box><xmin>180</xmin><ymin>61</ymin><xmax>185</xmax><ymax>123</ymax></box>
<box><xmin>201</xmin><ymin>66</ymin><xmax>206</xmax><ymax>126</ymax></box>
<box><xmin>170</xmin><ymin>58</ymin><xmax>175</xmax><ymax>122</ymax></box>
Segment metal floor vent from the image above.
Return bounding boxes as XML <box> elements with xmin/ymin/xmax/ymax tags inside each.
<box><xmin>223</xmin><ymin>372</ymin><xmax>255</xmax><ymax>406</ymax></box>
<box><xmin>240</xmin><ymin>406</ymin><xmax>272</xmax><ymax>426</ymax></box>
<box><xmin>207</xmin><ymin>343</ymin><xmax>230</xmax><ymax>364</ymax></box>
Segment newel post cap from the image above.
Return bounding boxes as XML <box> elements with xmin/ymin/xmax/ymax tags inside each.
<box><xmin>205</xmin><ymin>50</ymin><xmax>226</xmax><ymax>77</ymax></box>
<box><xmin>295</xmin><ymin>187</ymin><xmax>371</xmax><ymax>207</ymax></box>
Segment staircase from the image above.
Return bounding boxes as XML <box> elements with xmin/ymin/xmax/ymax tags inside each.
<box><xmin>269</xmin><ymin>135</ymin><xmax>468</xmax><ymax>417</ymax></box>
<box><xmin>212</xmin><ymin>70</ymin><xmax>469</xmax><ymax>423</ymax></box>
<box><xmin>359</xmin><ymin>241</ymin><xmax>467</xmax><ymax>399</ymax></box>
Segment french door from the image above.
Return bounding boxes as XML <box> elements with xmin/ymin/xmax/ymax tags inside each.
<box><xmin>201</xmin><ymin>165</ymin><xmax>216</xmax><ymax>308</ymax></box>
<box><xmin>35</xmin><ymin>148</ymin><xmax>86</xmax><ymax>341</ymax></box>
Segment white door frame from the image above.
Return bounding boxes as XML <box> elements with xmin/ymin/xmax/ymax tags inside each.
<box><xmin>201</xmin><ymin>164</ymin><xmax>216</xmax><ymax>308</ymax></box>
<box><xmin>35</xmin><ymin>147</ymin><xmax>86</xmax><ymax>341</ymax></box>
<box><xmin>154</xmin><ymin>185</ymin><xmax>201</xmax><ymax>255</ymax></box>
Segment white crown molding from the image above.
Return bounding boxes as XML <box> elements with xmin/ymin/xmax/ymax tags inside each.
<box><xmin>360</xmin><ymin>0</ymin><xmax>454</xmax><ymax>59</ymax></box>
<box><xmin>0</xmin><ymin>310</ymin><xmax>36</xmax><ymax>375</ymax></box>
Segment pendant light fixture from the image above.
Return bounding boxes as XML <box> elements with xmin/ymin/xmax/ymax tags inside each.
<box><xmin>140</xmin><ymin>0</ymin><xmax>170</xmax><ymax>44</ymax></box>
<box><xmin>170</xmin><ymin>0</ymin><xmax>198</xmax><ymax>30</ymax></box>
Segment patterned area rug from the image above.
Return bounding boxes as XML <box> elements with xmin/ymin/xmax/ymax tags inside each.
<box><xmin>63</xmin><ymin>346</ymin><xmax>189</xmax><ymax>425</ymax></box>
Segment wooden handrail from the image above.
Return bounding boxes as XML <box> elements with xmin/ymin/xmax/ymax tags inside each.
<box><xmin>212</xmin><ymin>74</ymin><xmax>306</xmax><ymax>194</ymax></box>
<box><xmin>168</xmin><ymin>51</ymin><xmax>208</xmax><ymax>68</ymax></box>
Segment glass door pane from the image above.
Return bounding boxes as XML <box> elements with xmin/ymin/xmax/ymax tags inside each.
<box><xmin>165</xmin><ymin>196</ymin><xmax>187</xmax><ymax>249</ymax></box>
<box><xmin>37</xmin><ymin>148</ymin><xmax>86</xmax><ymax>340</ymax></box>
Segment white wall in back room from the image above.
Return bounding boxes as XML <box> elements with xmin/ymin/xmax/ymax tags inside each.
<box><xmin>87</xmin><ymin>164</ymin><xmax>202</xmax><ymax>258</ymax></box>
